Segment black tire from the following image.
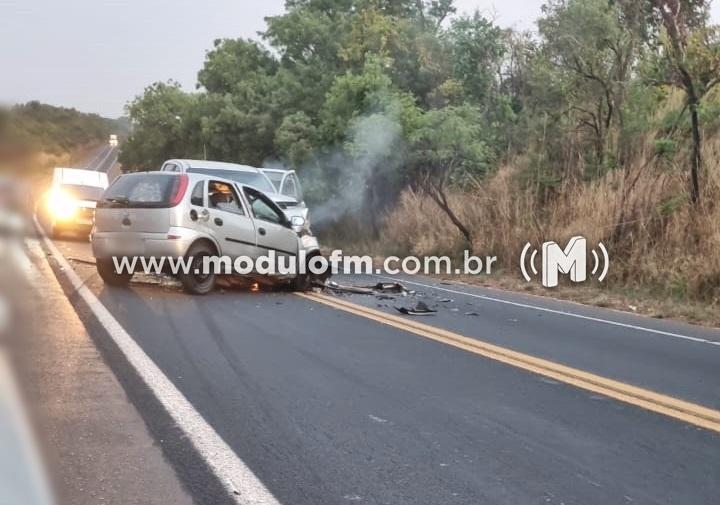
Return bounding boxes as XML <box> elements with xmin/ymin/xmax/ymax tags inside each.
<box><xmin>291</xmin><ymin>273</ymin><xmax>312</xmax><ymax>292</ymax></box>
<box><xmin>178</xmin><ymin>242</ymin><xmax>217</xmax><ymax>295</ymax></box>
<box><xmin>96</xmin><ymin>258</ymin><xmax>133</xmax><ymax>287</ymax></box>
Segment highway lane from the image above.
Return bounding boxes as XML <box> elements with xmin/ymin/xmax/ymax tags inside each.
<box><xmin>46</xmin><ymin>236</ymin><xmax>720</xmax><ymax>505</ymax></box>
<box><xmin>85</xmin><ymin>144</ymin><xmax>118</xmax><ymax>174</ymax></box>
<box><xmin>324</xmin><ymin>273</ymin><xmax>720</xmax><ymax>410</ymax></box>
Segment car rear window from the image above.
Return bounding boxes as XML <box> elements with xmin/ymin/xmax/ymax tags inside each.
<box><xmin>187</xmin><ymin>167</ymin><xmax>276</xmax><ymax>194</ymax></box>
<box><xmin>99</xmin><ymin>173</ymin><xmax>182</xmax><ymax>208</ymax></box>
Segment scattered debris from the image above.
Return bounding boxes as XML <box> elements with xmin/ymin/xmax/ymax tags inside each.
<box><xmin>321</xmin><ymin>280</ymin><xmax>413</xmax><ymax>296</ymax></box>
<box><xmin>322</xmin><ymin>280</ymin><xmax>374</xmax><ymax>295</ymax></box>
<box><xmin>376</xmin><ymin>294</ymin><xmax>396</xmax><ymax>301</ymax></box>
<box><xmin>395</xmin><ymin>301</ymin><xmax>437</xmax><ymax>316</ymax></box>
<box><xmin>464</xmin><ymin>311</ymin><xmax>480</xmax><ymax>317</ymax></box>
<box><xmin>368</xmin><ymin>282</ymin><xmax>409</xmax><ymax>294</ymax></box>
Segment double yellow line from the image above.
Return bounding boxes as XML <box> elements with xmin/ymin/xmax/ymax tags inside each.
<box><xmin>298</xmin><ymin>292</ymin><xmax>720</xmax><ymax>434</ymax></box>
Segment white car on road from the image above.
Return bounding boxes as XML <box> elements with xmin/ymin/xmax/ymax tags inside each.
<box><xmin>37</xmin><ymin>167</ymin><xmax>109</xmax><ymax>237</ymax></box>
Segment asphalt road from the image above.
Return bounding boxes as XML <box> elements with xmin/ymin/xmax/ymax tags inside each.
<box><xmin>25</xmin><ymin>148</ymin><xmax>720</xmax><ymax>504</ymax></box>
<box><xmin>86</xmin><ymin>144</ymin><xmax>118</xmax><ymax>174</ymax></box>
<box><xmin>44</xmin><ymin>236</ymin><xmax>720</xmax><ymax>504</ymax></box>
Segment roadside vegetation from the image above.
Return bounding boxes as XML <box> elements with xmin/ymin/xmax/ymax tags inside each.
<box><xmin>0</xmin><ymin>101</ymin><xmax>126</xmax><ymax>177</ymax></box>
<box><xmin>120</xmin><ymin>0</ymin><xmax>720</xmax><ymax>308</ymax></box>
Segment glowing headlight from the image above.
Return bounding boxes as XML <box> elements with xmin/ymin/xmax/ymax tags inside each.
<box><xmin>48</xmin><ymin>190</ymin><xmax>78</xmax><ymax>220</ymax></box>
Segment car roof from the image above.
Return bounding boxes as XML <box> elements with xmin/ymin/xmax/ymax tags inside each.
<box><xmin>261</xmin><ymin>168</ymin><xmax>295</xmax><ymax>175</ymax></box>
<box><xmin>121</xmin><ymin>171</ymin><xmax>298</xmax><ymax>204</ymax></box>
<box><xmin>167</xmin><ymin>159</ymin><xmax>261</xmax><ymax>173</ymax></box>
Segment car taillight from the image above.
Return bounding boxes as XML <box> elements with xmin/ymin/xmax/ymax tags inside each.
<box><xmin>170</xmin><ymin>174</ymin><xmax>189</xmax><ymax>207</ymax></box>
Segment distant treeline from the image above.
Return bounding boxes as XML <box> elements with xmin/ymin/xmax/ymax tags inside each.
<box><xmin>0</xmin><ymin>101</ymin><xmax>127</xmax><ymax>156</ymax></box>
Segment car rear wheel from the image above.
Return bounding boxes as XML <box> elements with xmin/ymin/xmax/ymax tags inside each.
<box><xmin>178</xmin><ymin>242</ymin><xmax>216</xmax><ymax>295</ymax></box>
<box><xmin>96</xmin><ymin>258</ymin><xmax>133</xmax><ymax>287</ymax></box>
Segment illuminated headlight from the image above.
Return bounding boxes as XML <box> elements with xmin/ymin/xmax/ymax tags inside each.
<box><xmin>48</xmin><ymin>191</ymin><xmax>78</xmax><ymax>220</ymax></box>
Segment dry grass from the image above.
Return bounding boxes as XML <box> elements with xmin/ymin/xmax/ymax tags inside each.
<box><xmin>376</xmin><ymin>119</ymin><xmax>720</xmax><ymax>319</ymax></box>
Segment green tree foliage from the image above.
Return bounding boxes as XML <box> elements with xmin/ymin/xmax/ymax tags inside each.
<box><xmin>119</xmin><ymin>82</ymin><xmax>200</xmax><ymax>169</ymax></box>
<box><xmin>645</xmin><ymin>0</ymin><xmax>720</xmax><ymax>204</ymax></box>
<box><xmin>120</xmin><ymin>0</ymin><xmax>720</xmax><ymax>231</ymax></box>
<box><xmin>408</xmin><ymin>105</ymin><xmax>493</xmax><ymax>246</ymax></box>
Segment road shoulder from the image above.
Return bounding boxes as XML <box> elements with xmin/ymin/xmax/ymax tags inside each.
<box><xmin>10</xmin><ymin>237</ymin><xmax>194</xmax><ymax>505</ymax></box>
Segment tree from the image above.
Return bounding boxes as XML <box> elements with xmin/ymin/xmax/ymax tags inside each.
<box><xmin>534</xmin><ymin>0</ymin><xmax>639</xmax><ymax>172</ymax></box>
<box><xmin>649</xmin><ymin>0</ymin><xmax>720</xmax><ymax>204</ymax></box>
<box><xmin>444</xmin><ymin>12</ymin><xmax>505</xmax><ymax>104</ymax></box>
<box><xmin>119</xmin><ymin>82</ymin><xmax>200</xmax><ymax>170</ymax></box>
<box><xmin>197</xmin><ymin>39</ymin><xmax>278</xmax><ymax>95</ymax></box>
<box><xmin>408</xmin><ymin>105</ymin><xmax>493</xmax><ymax>249</ymax></box>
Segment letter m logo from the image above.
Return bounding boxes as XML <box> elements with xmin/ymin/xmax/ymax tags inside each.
<box><xmin>541</xmin><ymin>236</ymin><xmax>587</xmax><ymax>288</ymax></box>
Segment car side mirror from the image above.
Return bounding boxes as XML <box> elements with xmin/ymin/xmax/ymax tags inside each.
<box><xmin>290</xmin><ymin>216</ymin><xmax>305</xmax><ymax>228</ymax></box>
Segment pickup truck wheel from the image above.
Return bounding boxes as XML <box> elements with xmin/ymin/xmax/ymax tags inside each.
<box><xmin>96</xmin><ymin>258</ymin><xmax>133</xmax><ymax>286</ymax></box>
<box><xmin>178</xmin><ymin>242</ymin><xmax>216</xmax><ymax>295</ymax></box>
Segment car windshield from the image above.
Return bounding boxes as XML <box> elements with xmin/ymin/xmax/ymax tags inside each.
<box><xmin>187</xmin><ymin>167</ymin><xmax>276</xmax><ymax>194</ymax></box>
<box><xmin>59</xmin><ymin>184</ymin><xmax>104</xmax><ymax>201</ymax></box>
<box><xmin>263</xmin><ymin>171</ymin><xmax>284</xmax><ymax>191</ymax></box>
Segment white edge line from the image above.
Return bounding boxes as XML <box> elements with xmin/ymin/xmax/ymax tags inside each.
<box><xmin>34</xmin><ymin>219</ymin><xmax>281</xmax><ymax>505</ymax></box>
<box><xmin>377</xmin><ymin>275</ymin><xmax>720</xmax><ymax>347</ymax></box>
<box><xmin>93</xmin><ymin>146</ymin><xmax>115</xmax><ymax>172</ymax></box>
<box><xmin>86</xmin><ymin>145</ymin><xmax>111</xmax><ymax>170</ymax></box>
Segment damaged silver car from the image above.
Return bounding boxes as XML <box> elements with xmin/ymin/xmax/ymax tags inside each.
<box><xmin>91</xmin><ymin>172</ymin><xmax>321</xmax><ymax>295</ymax></box>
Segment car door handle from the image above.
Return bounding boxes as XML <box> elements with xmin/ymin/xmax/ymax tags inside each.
<box><xmin>258</xmin><ymin>227</ymin><xmax>266</xmax><ymax>236</ymax></box>
<box><xmin>214</xmin><ymin>217</ymin><xmax>223</xmax><ymax>227</ymax></box>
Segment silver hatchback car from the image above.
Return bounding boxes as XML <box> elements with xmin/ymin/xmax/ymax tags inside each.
<box><xmin>91</xmin><ymin>172</ymin><xmax>321</xmax><ymax>294</ymax></box>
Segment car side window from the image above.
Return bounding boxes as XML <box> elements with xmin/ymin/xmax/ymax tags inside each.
<box><xmin>244</xmin><ymin>188</ymin><xmax>284</xmax><ymax>225</ymax></box>
<box><xmin>207</xmin><ymin>181</ymin><xmax>244</xmax><ymax>215</ymax></box>
<box><xmin>190</xmin><ymin>181</ymin><xmax>204</xmax><ymax>206</ymax></box>
<box><xmin>162</xmin><ymin>163</ymin><xmax>178</xmax><ymax>172</ymax></box>
<box><xmin>282</xmin><ymin>175</ymin><xmax>297</xmax><ymax>199</ymax></box>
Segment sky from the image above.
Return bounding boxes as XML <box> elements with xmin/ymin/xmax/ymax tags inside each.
<box><xmin>0</xmin><ymin>0</ymin><xmax>716</xmax><ymax>118</ymax></box>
